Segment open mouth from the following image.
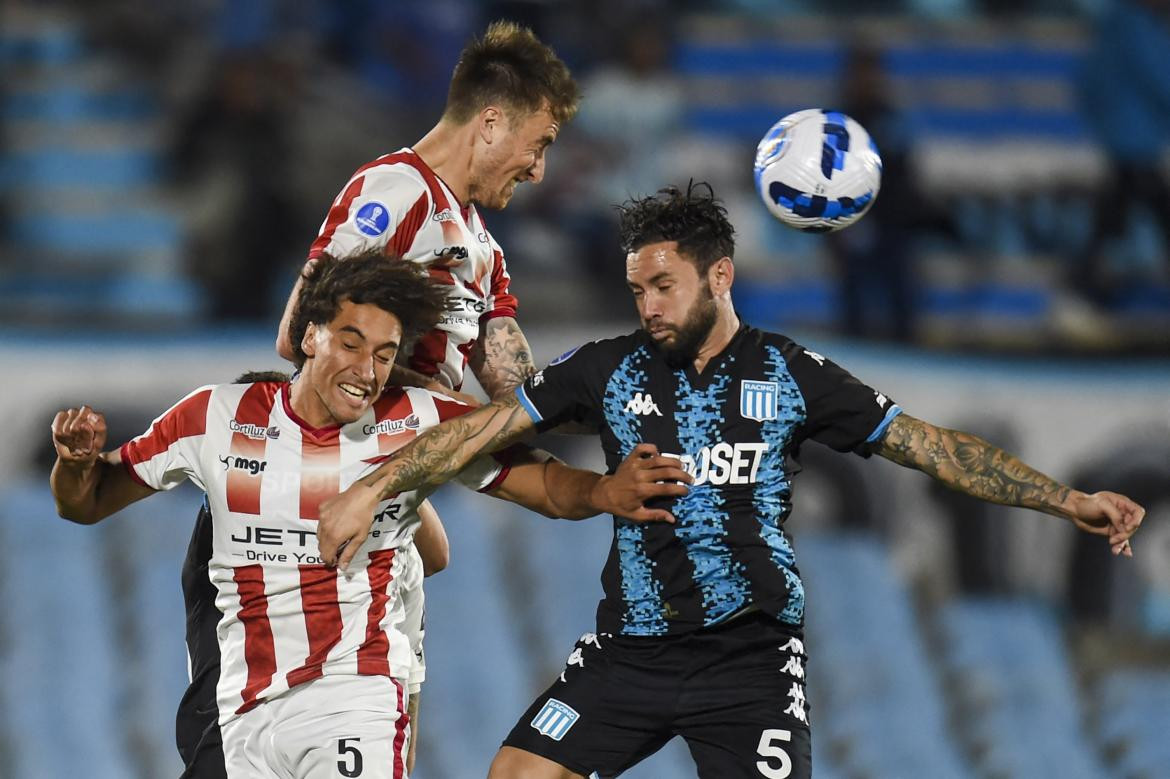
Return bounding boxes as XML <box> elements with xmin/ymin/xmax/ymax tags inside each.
<box><xmin>337</xmin><ymin>382</ymin><xmax>371</xmax><ymax>405</ymax></box>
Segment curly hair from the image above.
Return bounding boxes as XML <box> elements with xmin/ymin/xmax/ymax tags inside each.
<box><xmin>444</xmin><ymin>20</ymin><xmax>580</xmax><ymax>126</ymax></box>
<box><xmin>616</xmin><ymin>181</ymin><xmax>736</xmax><ymax>276</ymax></box>
<box><xmin>287</xmin><ymin>251</ymin><xmax>448</xmax><ymax>367</ymax></box>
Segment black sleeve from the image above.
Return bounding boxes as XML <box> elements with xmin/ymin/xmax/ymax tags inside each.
<box><xmin>783</xmin><ymin>341</ymin><xmax>901</xmax><ymax>455</ymax></box>
<box><xmin>514</xmin><ymin>341</ymin><xmax>611</xmax><ymax>432</ymax></box>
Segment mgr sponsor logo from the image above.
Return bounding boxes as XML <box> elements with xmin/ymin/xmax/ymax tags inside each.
<box><xmin>218</xmin><ymin>455</ymin><xmax>268</xmax><ymax>475</ymax></box>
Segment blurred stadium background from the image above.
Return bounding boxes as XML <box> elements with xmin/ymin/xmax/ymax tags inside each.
<box><xmin>1</xmin><ymin>0</ymin><xmax>1168</xmax><ymax>777</ymax></box>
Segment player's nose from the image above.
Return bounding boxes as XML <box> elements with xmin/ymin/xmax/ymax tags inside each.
<box><xmin>528</xmin><ymin>155</ymin><xmax>545</xmax><ymax>184</ymax></box>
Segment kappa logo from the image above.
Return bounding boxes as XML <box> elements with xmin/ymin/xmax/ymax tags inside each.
<box><xmin>362</xmin><ymin>414</ymin><xmax>420</xmax><ymax>436</ymax></box>
<box><xmin>624</xmin><ymin>392</ymin><xmax>662</xmax><ymax>416</ymax></box>
<box><xmin>531</xmin><ymin>698</ymin><xmax>579</xmax><ymax>741</ymax></box>
<box><xmin>229</xmin><ymin>420</ymin><xmax>280</xmax><ymax>440</ymax></box>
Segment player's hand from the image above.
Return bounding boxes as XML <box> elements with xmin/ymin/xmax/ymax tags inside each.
<box><xmin>51</xmin><ymin>406</ymin><xmax>108</xmax><ymax>466</ymax></box>
<box><xmin>317</xmin><ymin>481</ymin><xmax>382</xmax><ymax>571</ymax></box>
<box><xmin>591</xmin><ymin>443</ymin><xmax>692</xmax><ymax>524</ymax></box>
<box><xmin>1066</xmin><ymin>490</ymin><xmax>1145</xmax><ymax>557</ymax></box>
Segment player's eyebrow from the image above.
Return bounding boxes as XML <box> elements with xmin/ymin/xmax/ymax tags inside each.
<box><xmin>339</xmin><ymin>324</ymin><xmax>398</xmax><ymax>352</ymax></box>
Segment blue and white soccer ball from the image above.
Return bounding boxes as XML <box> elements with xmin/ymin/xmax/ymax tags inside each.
<box><xmin>753</xmin><ymin>109</ymin><xmax>882</xmax><ymax>233</ymax></box>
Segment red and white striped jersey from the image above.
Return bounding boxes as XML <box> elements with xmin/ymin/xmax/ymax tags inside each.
<box><xmin>120</xmin><ymin>381</ymin><xmax>507</xmax><ymax>724</ymax></box>
<box><xmin>308</xmin><ymin>148</ymin><xmax>519</xmax><ymax>391</ymax></box>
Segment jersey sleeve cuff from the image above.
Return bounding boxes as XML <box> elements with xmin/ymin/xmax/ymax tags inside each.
<box><xmin>118</xmin><ymin>442</ymin><xmax>152</xmax><ymax>488</ymax></box>
<box><xmin>479</xmin><ymin>308</ymin><xmax>517</xmax><ymax>324</ymax></box>
<box><xmin>514</xmin><ymin>385</ymin><xmax>543</xmax><ymax>423</ymax></box>
<box><xmin>865</xmin><ymin>404</ymin><xmax>903</xmax><ymax>444</ymax></box>
<box><xmin>477</xmin><ymin>463</ymin><xmax>511</xmax><ymax>493</ymax></box>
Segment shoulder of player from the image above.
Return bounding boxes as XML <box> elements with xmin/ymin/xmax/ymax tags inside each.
<box><xmin>350</xmin><ymin>154</ymin><xmax>430</xmax><ymax>199</ymax></box>
<box><xmin>544</xmin><ymin>331</ymin><xmax>644</xmax><ymax>371</ymax></box>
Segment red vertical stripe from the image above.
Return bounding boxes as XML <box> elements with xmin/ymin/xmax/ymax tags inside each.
<box><xmin>486</xmin><ymin>247</ymin><xmax>519</xmax><ymax>319</ymax></box>
<box><xmin>357</xmin><ymin>548</ymin><xmax>397</xmax><ymax>676</ymax></box>
<box><xmin>386</xmin><ymin>192</ymin><xmax>429</xmax><ymax>257</ymax></box>
<box><xmin>299</xmin><ymin>427</ymin><xmax>341</xmax><ymax>521</ymax></box>
<box><xmin>371</xmin><ymin>391</ymin><xmax>418</xmax><ymax>454</ymax></box>
<box><xmin>226</xmin><ymin>383</ymin><xmax>280</xmax><ymax>516</ymax></box>
<box><xmin>408</xmin><ymin>329</ymin><xmax>450</xmax><ymax>383</ymax></box>
<box><xmin>285</xmin><ymin>565</ymin><xmax>344</xmax><ymax>689</ymax></box>
<box><xmin>233</xmin><ymin>565</ymin><xmax>277</xmax><ymax>715</ymax></box>
<box><xmin>120</xmin><ymin>387</ymin><xmax>212</xmax><ymax>465</ymax></box>
<box><xmin>393</xmin><ymin>678</ymin><xmax>408</xmax><ymax>778</ymax></box>
<box><xmin>308</xmin><ymin>176</ymin><xmax>366</xmax><ymax>259</ymax></box>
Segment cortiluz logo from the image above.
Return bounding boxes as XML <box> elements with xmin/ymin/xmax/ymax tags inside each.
<box><xmin>229</xmin><ymin>420</ymin><xmax>279</xmax><ymax>440</ymax></box>
<box><xmin>624</xmin><ymin>392</ymin><xmax>662</xmax><ymax>416</ymax></box>
<box><xmin>362</xmin><ymin>414</ymin><xmax>420</xmax><ymax>436</ymax></box>
<box><xmin>530</xmin><ymin>698</ymin><xmax>579</xmax><ymax>741</ymax></box>
<box><xmin>432</xmin><ymin>208</ymin><xmax>457</xmax><ymax>223</ymax></box>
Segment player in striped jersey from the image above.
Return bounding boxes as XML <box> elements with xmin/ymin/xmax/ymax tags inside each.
<box><xmin>276</xmin><ymin>20</ymin><xmax>580</xmax><ymax>401</ymax></box>
<box><xmin>175</xmin><ymin>370</ymin><xmax>447</xmax><ymax>777</ymax></box>
<box><xmin>50</xmin><ymin>251</ymin><xmax>686</xmax><ymax>778</ymax></box>
<box><xmin>315</xmin><ymin>184</ymin><xmax>1146</xmax><ymax>779</ymax></box>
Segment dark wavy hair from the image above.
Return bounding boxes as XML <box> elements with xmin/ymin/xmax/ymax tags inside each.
<box><xmin>288</xmin><ymin>251</ymin><xmax>447</xmax><ymax>367</ymax></box>
<box><xmin>616</xmin><ymin>181</ymin><xmax>736</xmax><ymax>276</ymax></box>
<box><xmin>444</xmin><ymin>20</ymin><xmax>580</xmax><ymax>126</ymax></box>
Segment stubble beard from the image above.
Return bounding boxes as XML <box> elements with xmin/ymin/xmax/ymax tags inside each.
<box><xmin>655</xmin><ymin>284</ymin><xmax>718</xmax><ymax>370</ymax></box>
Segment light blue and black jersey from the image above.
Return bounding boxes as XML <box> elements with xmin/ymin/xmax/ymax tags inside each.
<box><xmin>516</xmin><ymin>325</ymin><xmax>901</xmax><ymax>637</ymax></box>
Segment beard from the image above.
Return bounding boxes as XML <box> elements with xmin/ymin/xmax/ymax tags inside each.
<box><xmin>653</xmin><ymin>284</ymin><xmax>718</xmax><ymax>370</ymax></box>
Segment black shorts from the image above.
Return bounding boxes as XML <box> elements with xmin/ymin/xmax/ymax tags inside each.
<box><xmin>502</xmin><ymin>612</ymin><xmax>812</xmax><ymax>779</ymax></box>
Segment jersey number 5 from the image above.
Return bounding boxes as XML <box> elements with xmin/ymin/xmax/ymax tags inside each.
<box><xmin>755</xmin><ymin>728</ymin><xmax>792</xmax><ymax>778</ymax></box>
<box><xmin>338</xmin><ymin>737</ymin><xmax>363</xmax><ymax>777</ymax></box>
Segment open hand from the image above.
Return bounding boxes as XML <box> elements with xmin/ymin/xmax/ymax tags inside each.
<box><xmin>317</xmin><ymin>481</ymin><xmax>382</xmax><ymax>571</ymax></box>
<box><xmin>591</xmin><ymin>443</ymin><xmax>692</xmax><ymax>524</ymax></box>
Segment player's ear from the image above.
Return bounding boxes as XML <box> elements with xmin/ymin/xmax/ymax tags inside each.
<box><xmin>301</xmin><ymin>323</ymin><xmax>318</xmax><ymax>359</ymax></box>
<box><xmin>709</xmin><ymin>256</ymin><xmax>734</xmax><ymax>296</ymax></box>
<box><xmin>479</xmin><ymin>106</ymin><xmax>502</xmax><ymax>143</ymax></box>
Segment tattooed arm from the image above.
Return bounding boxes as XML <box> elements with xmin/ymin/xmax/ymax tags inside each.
<box><xmin>875</xmin><ymin>413</ymin><xmax>1145</xmax><ymax>555</ymax></box>
<box><xmin>470</xmin><ymin>316</ymin><xmax>536</xmax><ymax>399</ymax></box>
<box><xmin>318</xmin><ymin>394</ymin><xmax>536</xmax><ymax>568</ymax></box>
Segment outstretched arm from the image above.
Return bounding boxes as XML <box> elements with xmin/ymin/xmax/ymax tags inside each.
<box><xmin>875</xmin><ymin>413</ymin><xmax>1145</xmax><ymax>556</ymax></box>
<box><xmin>318</xmin><ymin>393</ymin><xmax>536</xmax><ymax>569</ymax></box>
<box><xmin>50</xmin><ymin>406</ymin><xmax>155</xmax><ymax>524</ymax></box>
<box><xmin>489</xmin><ymin>443</ymin><xmax>691</xmax><ymax>522</ymax></box>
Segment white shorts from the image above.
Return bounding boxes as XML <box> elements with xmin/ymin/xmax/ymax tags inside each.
<box><xmin>398</xmin><ymin>542</ymin><xmax>426</xmax><ymax>695</ymax></box>
<box><xmin>221</xmin><ymin>674</ymin><xmax>411</xmax><ymax>778</ymax></box>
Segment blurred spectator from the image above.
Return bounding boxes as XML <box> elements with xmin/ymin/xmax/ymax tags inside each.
<box><xmin>1074</xmin><ymin>0</ymin><xmax>1170</xmax><ymax>307</ymax></box>
<box><xmin>826</xmin><ymin>42</ymin><xmax>923</xmax><ymax>343</ymax></box>
<box><xmin>168</xmin><ymin>50</ymin><xmax>310</xmax><ymax>322</ymax></box>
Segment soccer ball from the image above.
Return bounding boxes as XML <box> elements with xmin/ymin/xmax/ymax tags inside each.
<box><xmin>753</xmin><ymin>109</ymin><xmax>882</xmax><ymax>233</ymax></box>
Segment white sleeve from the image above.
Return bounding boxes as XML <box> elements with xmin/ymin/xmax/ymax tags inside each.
<box><xmin>118</xmin><ymin>385</ymin><xmax>214</xmax><ymax>492</ymax></box>
<box><xmin>310</xmin><ymin>164</ymin><xmax>431</xmax><ymax>260</ymax></box>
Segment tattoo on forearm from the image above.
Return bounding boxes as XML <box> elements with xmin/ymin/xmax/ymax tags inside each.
<box><xmin>475</xmin><ymin>317</ymin><xmax>535</xmax><ymax>399</ymax></box>
<box><xmin>877</xmin><ymin>414</ymin><xmax>1071</xmax><ymax>513</ymax></box>
<box><xmin>360</xmin><ymin>393</ymin><xmax>532</xmax><ymax>500</ymax></box>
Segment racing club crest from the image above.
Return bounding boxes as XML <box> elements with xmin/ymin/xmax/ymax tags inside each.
<box><xmin>740</xmin><ymin>380</ymin><xmax>778</xmax><ymax>422</ymax></box>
